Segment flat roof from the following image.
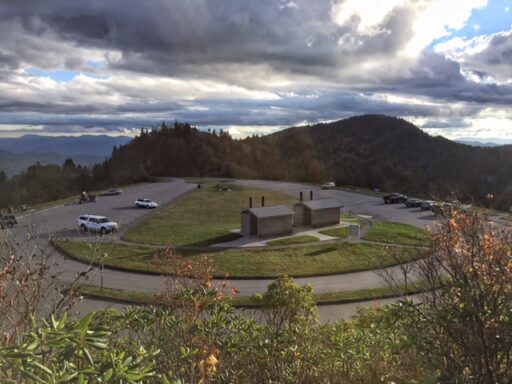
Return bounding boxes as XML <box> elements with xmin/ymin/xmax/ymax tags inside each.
<box><xmin>248</xmin><ymin>205</ymin><xmax>294</xmax><ymax>219</ymax></box>
<box><xmin>299</xmin><ymin>199</ymin><xmax>342</xmax><ymax>210</ymax></box>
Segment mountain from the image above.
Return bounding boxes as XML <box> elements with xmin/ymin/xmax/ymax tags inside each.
<box><xmin>273</xmin><ymin>116</ymin><xmax>512</xmax><ymax>208</ymax></box>
<box><xmin>0</xmin><ymin>135</ymin><xmax>132</xmax><ymax>157</ymax></box>
<box><xmin>456</xmin><ymin>140</ymin><xmax>500</xmax><ymax>147</ymax></box>
<box><xmin>100</xmin><ymin>116</ymin><xmax>512</xmax><ymax>210</ymax></box>
<box><xmin>0</xmin><ymin>135</ymin><xmax>132</xmax><ymax>176</ymax></box>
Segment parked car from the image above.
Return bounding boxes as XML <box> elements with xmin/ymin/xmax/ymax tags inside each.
<box><xmin>420</xmin><ymin>200</ymin><xmax>435</xmax><ymax>211</ymax></box>
<box><xmin>432</xmin><ymin>202</ymin><xmax>454</xmax><ymax>217</ymax></box>
<box><xmin>77</xmin><ymin>215</ymin><xmax>118</xmax><ymax>234</ymax></box>
<box><xmin>19</xmin><ymin>204</ymin><xmax>31</xmax><ymax>211</ymax></box>
<box><xmin>100</xmin><ymin>189</ymin><xmax>123</xmax><ymax>196</ymax></box>
<box><xmin>404</xmin><ymin>198</ymin><xmax>422</xmax><ymax>208</ymax></box>
<box><xmin>383</xmin><ymin>193</ymin><xmax>407</xmax><ymax>204</ymax></box>
<box><xmin>321</xmin><ymin>181</ymin><xmax>336</xmax><ymax>190</ymax></box>
<box><xmin>0</xmin><ymin>214</ymin><xmax>17</xmax><ymax>229</ymax></box>
<box><xmin>135</xmin><ymin>198</ymin><xmax>158</xmax><ymax>209</ymax></box>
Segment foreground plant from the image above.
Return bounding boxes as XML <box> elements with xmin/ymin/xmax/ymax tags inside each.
<box><xmin>0</xmin><ymin>312</ymin><xmax>159</xmax><ymax>383</ymax></box>
<box><xmin>394</xmin><ymin>210</ymin><xmax>512</xmax><ymax>383</ymax></box>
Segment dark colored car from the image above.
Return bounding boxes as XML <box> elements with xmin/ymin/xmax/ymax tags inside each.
<box><xmin>0</xmin><ymin>214</ymin><xmax>17</xmax><ymax>229</ymax></box>
<box><xmin>404</xmin><ymin>198</ymin><xmax>422</xmax><ymax>208</ymax></box>
<box><xmin>100</xmin><ymin>189</ymin><xmax>123</xmax><ymax>196</ymax></box>
<box><xmin>383</xmin><ymin>193</ymin><xmax>407</xmax><ymax>204</ymax></box>
<box><xmin>421</xmin><ymin>200</ymin><xmax>434</xmax><ymax>211</ymax></box>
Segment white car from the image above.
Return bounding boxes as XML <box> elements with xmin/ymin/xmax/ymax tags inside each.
<box><xmin>77</xmin><ymin>215</ymin><xmax>118</xmax><ymax>234</ymax></box>
<box><xmin>135</xmin><ymin>198</ymin><xmax>158</xmax><ymax>208</ymax></box>
<box><xmin>321</xmin><ymin>181</ymin><xmax>336</xmax><ymax>190</ymax></box>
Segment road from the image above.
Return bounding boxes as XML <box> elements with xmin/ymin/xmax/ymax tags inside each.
<box><xmin>6</xmin><ymin>178</ymin><xmax>433</xmax><ymax>322</ymax></box>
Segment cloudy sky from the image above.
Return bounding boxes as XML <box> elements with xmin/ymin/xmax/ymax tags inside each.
<box><xmin>0</xmin><ymin>0</ymin><xmax>511</xmax><ymax>141</ymax></box>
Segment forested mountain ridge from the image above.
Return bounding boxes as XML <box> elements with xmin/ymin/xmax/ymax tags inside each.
<box><xmin>278</xmin><ymin>115</ymin><xmax>512</xmax><ymax>207</ymax></box>
<box><xmin>1</xmin><ymin>115</ymin><xmax>512</xmax><ymax>210</ymax></box>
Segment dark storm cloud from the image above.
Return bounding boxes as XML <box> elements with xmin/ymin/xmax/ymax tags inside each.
<box><xmin>0</xmin><ymin>0</ymin><xmax>510</xmax><ymax>136</ymax></box>
<box><xmin>358</xmin><ymin>52</ymin><xmax>512</xmax><ymax>106</ymax></box>
<box><xmin>0</xmin><ymin>0</ymin><xmax>412</xmax><ymax>79</ymax></box>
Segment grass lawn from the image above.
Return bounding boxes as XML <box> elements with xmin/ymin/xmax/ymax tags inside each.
<box><xmin>340</xmin><ymin>211</ymin><xmax>363</xmax><ymax>222</ymax></box>
<box><xmin>79</xmin><ymin>282</ymin><xmax>428</xmax><ymax>308</ymax></box>
<box><xmin>55</xmin><ymin>239</ymin><xmax>424</xmax><ymax>278</ymax></box>
<box><xmin>319</xmin><ymin>226</ymin><xmax>350</xmax><ymax>238</ymax></box>
<box><xmin>266</xmin><ymin>235</ymin><xmax>319</xmax><ymax>246</ymax></box>
<box><xmin>363</xmin><ymin>220</ymin><xmax>430</xmax><ymax>246</ymax></box>
<box><xmin>122</xmin><ymin>181</ymin><xmax>297</xmax><ymax>246</ymax></box>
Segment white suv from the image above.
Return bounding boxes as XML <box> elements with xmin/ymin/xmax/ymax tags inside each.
<box><xmin>77</xmin><ymin>215</ymin><xmax>118</xmax><ymax>234</ymax></box>
<box><xmin>134</xmin><ymin>198</ymin><xmax>158</xmax><ymax>208</ymax></box>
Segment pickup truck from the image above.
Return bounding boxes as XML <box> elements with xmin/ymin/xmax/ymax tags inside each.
<box><xmin>77</xmin><ymin>215</ymin><xmax>118</xmax><ymax>234</ymax></box>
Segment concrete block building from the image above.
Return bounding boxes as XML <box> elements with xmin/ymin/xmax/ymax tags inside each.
<box><xmin>293</xmin><ymin>199</ymin><xmax>342</xmax><ymax>227</ymax></box>
<box><xmin>241</xmin><ymin>205</ymin><xmax>294</xmax><ymax>238</ymax></box>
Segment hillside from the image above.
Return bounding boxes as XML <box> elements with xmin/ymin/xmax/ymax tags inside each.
<box><xmin>2</xmin><ymin>115</ymin><xmax>512</xmax><ymax>210</ymax></box>
<box><xmin>275</xmin><ymin>115</ymin><xmax>512</xmax><ymax>207</ymax></box>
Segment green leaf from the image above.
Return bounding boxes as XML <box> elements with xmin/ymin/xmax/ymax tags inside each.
<box><xmin>32</xmin><ymin>361</ymin><xmax>53</xmax><ymax>375</ymax></box>
<box><xmin>103</xmin><ymin>368</ymin><xmax>113</xmax><ymax>381</ymax></box>
<box><xmin>57</xmin><ymin>372</ymin><xmax>78</xmax><ymax>383</ymax></box>
<box><xmin>20</xmin><ymin>368</ymin><xmax>46</xmax><ymax>383</ymax></box>
<box><xmin>78</xmin><ymin>312</ymin><xmax>95</xmax><ymax>337</ymax></box>
<box><xmin>83</xmin><ymin>347</ymin><xmax>94</xmax><ymax>366</ymax></box>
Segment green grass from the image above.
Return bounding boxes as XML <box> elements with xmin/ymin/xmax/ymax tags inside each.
<box><xmin>319</xmin><ymin>226</ymin><xmax>350</xmax><ymax>238</ymax></box>
<box><xmin>363</xmin><ymin>220</ymin><xmax>430</xmax><ymax>246</ymax></box>
<box><xmin>318</xmin><ymin>213</ymin><xmax>363</xmax><ymax>238</ymax></box>
<box><xmin>55</xmin><ymin>239</ymin><xmax>424</xmax><ymax>278</ymax></box>
<box><xmin>78</xmin><ymin>282</ymin><xmax>429</xmax><ymax>308</ymax></box>
<box><xmin>122</xmin><ymin>181</ymin><xmax>297</xmax><ymax>246</ymax></box>
<box><xmin>266</xmin><ymin>235</ymin><xmax>320</xmax><ymax>246</ymax></box>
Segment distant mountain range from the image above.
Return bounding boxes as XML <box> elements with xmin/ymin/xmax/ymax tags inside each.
<box><xmin>0</xmin><ymin>135</ymin><xmax>132</xmax><ymax>176</ymax></box>
<box><xmin>455</xmin><ymin>140</ymin><xmax>500</xmax><ymax>147</ymax></box>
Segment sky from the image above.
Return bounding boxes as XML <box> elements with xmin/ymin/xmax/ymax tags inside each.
<box><xmin>0</xmin><ymin>0</ymin><xmax>511</xmax><ymax>142</ymax></box>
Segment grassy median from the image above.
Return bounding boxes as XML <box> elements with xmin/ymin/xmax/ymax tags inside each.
<box><xmin>122</xmin><ymin>181</ymin><xmax>297</xmax><ymax>246</ymax></box>
<box><xmin>55</xmin><ymin>239</ymin><xmax>424</xmax><ymax>278</ymax></box>
<box><xmin>363</xmin><ymin>220</ymin><xmax>430</xmax><ymax>246</ymax></box>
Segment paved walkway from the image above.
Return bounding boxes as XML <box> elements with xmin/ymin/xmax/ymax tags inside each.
<box><xmin>210</xmin><ymin>218</ymin><xmax>369</xmax><ymax>248</ymax></box>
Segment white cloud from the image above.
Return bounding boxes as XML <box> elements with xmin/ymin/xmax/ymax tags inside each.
<box><xmin>405</xmin><ymin>0</ymin><xmax>487</xmax><ymax>55</ymax></box>
<box><xmin>331</xmin><ymin>0</ymin><xmax>403</xmax><ymax>35</ymax></box>
<box><xmin>331</xmin><ymin>0</ymin><xmax>487</xmax><ymax>56</ymax></box>
<box><xmin>435</xmin><ymin>29</ymin><xmax>512</xmax><ymax>83</ymax></box>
